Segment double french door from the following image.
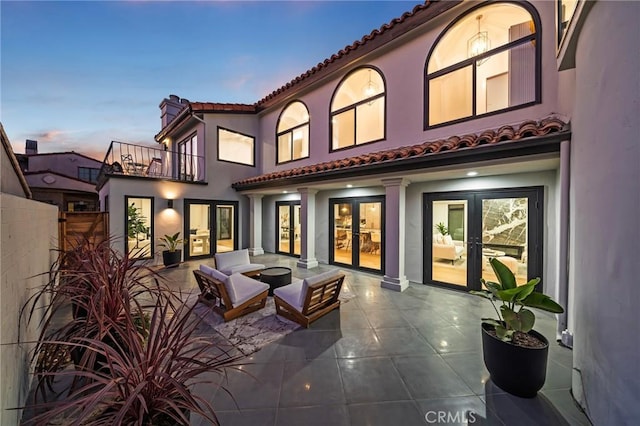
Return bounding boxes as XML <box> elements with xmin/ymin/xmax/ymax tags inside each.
<box><xmin>276</xmin><ymin>201</ymin><xmax>301</xmax><ymax>257</ymax></box>
<box><xmin>330</xmin><ymin>196</ymin><xmax>384</xmax><ymax>273</ymax></box>
<box><xmin>184</xmin><ymin>199</ymin><xmax>238</xmax><ymax>260</ymax></box>
<box><xmin>424</xmin><ymin>187</ymin><xmax>543</xmax><ymax>291</ymax></box>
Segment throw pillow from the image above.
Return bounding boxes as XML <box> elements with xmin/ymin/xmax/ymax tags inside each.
<box><xmin>443</xmin><ymin>234</ymin><xmax>453</xmax><ymax>245</ymax></box>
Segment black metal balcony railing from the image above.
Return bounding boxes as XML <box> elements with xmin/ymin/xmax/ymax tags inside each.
<box><xmin>98</xmin><ymin>141</ymin><xmax>205</xmax><ymax>183</ymax></box>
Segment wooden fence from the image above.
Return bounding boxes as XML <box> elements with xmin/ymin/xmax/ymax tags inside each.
<box><xmin>58</xmin><ymin>211</ymin><xmax>109</xmax><ymax>252</ymax></box>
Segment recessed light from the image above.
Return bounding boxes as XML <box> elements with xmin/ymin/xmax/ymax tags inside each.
<box><xmin>346</xmin><ymin>184</ymin><xmax>353</xmax><ymax>188</ymax></box>
<box><xmin>282</xmin><ymin>190</ymin><xmax>288</xmax><ymax>194</ymax></box>
<box><xmin>466</xmin><ymin>171</ymin><xmax>478</xmax><ymax>177</ymax></box>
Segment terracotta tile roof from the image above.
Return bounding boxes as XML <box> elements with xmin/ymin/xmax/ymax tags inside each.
<box><xmin>189</xmin><ymin>102</ymin><xmax>257</xmax><ymax>113</ymax></box>
<box><xmin>155</xmin><ymin>102</ymin><xmax>257</xmax><ymax>141</ymax></box>
<box><xmin>256</xmin><ymin>1</ymin><xmax>457</xmax><ymax>107</ymax></box>
<box><xmin>232</xmin><ymin>116</ymin><xmax>569</xmax><ymax>190</ymax></box>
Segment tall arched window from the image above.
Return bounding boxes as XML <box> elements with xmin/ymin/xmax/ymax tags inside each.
<box><xmin>276</xmin><ymin>101</ymin><xmax>309</xmax><ymax>164</ymax></box>
<box><xmin>331</xmin><ymin>67</ymin><xmax>385</xmax><ymax>151</ymax></box>
<box><xmin>426</xmin><ymin>2</ymin><xmax>540</xmax><ymax>128</ymax></box>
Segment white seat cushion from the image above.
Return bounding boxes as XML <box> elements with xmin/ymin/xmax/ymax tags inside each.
<box><xmin>273</xmin><ymin>279</ymin><xmax>304</xmax><ymax>312</ymax></box>
<box><xmin>226</xmin><ymin>273</ymin><xmax>269</xmax><ymax>307</ymax></box>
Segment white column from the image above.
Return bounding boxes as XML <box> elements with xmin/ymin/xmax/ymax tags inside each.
<box><xmin>247</xmin><ymin>194</ymin><xmax>264</xmax><ymax>256</ymax></box>
<box><xmin>296</xmin><ymin>188</ymin><xmax>318</xmax><ymax>269</ymax></box>
<box><xmin>381</xmin><ymin>178</ymin><xmax>409</xmax><ymax>291</ymax></box>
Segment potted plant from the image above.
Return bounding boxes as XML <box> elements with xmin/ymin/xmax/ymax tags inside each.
<box><xmin>158</xmin><ymin>232</ymin><xmax>184</xmax><ymax>268</ymax></box>
<box><xmin>434</xmin><ymin>222</ymin><xmax>449</xmax><ymax>235</ymax></box>
<box><xmin>470</xmin><ymin>257</ymin><xmax>564</xmax><ymax>397</ymax></box>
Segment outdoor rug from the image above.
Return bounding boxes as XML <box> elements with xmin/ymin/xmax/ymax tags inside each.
<box><xmin>191</xmin><ymin>282</ymin><xmax>356</xmax><ymax>356</ymax></box>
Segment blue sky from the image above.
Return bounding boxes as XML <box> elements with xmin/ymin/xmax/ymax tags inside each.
<box><xmin>1</xmin><ymin>0</ymin><xmax>418</xmax><ymax>159</ymax></box>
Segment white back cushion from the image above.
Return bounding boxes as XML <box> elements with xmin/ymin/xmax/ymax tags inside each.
<box><xmin>299</xmin><ymin>270</ymin><xmax>342</xmax><ymax>306</ymax></box>
<box><xmin>199</xmin><ymin>265</ymin><xmax>235</xmax><ymax>301</ymax></box>
<box><xmin>443</xmin><ymin>234</ymin><xmax>453</xmax><ymax>245</ymax></box>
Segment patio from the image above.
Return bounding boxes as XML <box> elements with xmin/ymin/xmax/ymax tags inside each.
<box><xmin>160</xmin><ymin>253</ymin><xmax>590</xmax><ymax>426</ymax></box>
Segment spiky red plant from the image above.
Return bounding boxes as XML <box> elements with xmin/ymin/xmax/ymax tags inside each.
<box><xmin>22</xmin><ymin>293</ymin><xmax>242</xmax><ymax>425</ymax></box>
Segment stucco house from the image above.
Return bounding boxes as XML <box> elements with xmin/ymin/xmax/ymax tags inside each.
<box><xmin>97</xmin><ymin>1</ymin><xmax>639</xmax><ymax>423</ymax></box>
<box><xmin>17</xmin><ymin>140</ymin><xmax>102</xmax><ymax>211</ymax></box>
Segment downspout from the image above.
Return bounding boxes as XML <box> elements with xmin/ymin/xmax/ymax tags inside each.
<box><xmin>558</xmin><ymin>139</ymin><xmax>571</xmax><ymax>345</ymax></box>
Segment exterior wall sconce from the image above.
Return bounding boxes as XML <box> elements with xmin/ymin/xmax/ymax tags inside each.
<box><xmin>167</xmin><ymin>199</ymin><xmax>174</xmax><ymax>209</ymax></box>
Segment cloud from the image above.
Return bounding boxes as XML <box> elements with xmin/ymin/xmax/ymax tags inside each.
<box><xmin>35</xmin><ymin>129</ymin><xmax>67</xmax><ymax>142</ymax></box>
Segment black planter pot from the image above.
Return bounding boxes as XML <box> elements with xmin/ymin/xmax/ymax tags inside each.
<box><xmin>162</xmin><ymin>250</ymin><xmax>182</xmax><ymax>268</ymax></box>
<box><xmin>481</xmin><ymin>322</ymin><xmax>549</xmax><ymax>398</ymax></box>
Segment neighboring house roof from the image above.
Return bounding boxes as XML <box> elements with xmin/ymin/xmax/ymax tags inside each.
<box><xmin>23</xmin><ymin>169</ymin><xmax>100</xmax><ymax>189</ymax></box>
<box><xmin>232</xmin><ymin>116</ymin><xmax>570</xmax><ymax>191</ymax></box>
<box><xmin>155</xmin><ymin>0</ymin><xmax>459</xmax><ymax>141</ymax></box>
<box><xmin>0</xmin><ymin>123</ymin><xmax>32</xmax><ymax>197</ymax></box>
<box><xmin>19</xmin><ymin>151</ymin><xmax>103</xmax><ymax>163</ymax></box>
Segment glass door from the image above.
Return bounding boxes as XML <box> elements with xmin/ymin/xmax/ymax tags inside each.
<box><xmin>424</xmin><ymin>187</ymin><xmax>542</xmax><ymax>291</ymax></box>
<box><xmin>185</xmin><ymin>200</ymin><xmax>238</xmax><ymax>260</ymax></box>
<box><xmin>276</xmin><ymin>201</ymin><xmax>301</xmax><ymax>257</ymax></box>
<box><xmin>330</xmin><ymin>196</ymin><xmax>384</xmax><ymax>273</ymax></box>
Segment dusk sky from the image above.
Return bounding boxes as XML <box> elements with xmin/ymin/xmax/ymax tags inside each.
<box><xmin>1</xmin><ymin>0</ymin><xmax>418</xmax><ymax>160</ymax></box>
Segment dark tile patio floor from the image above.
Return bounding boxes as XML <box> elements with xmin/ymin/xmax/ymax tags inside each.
<box><xmin>159</xmin><ymin>253</ymin><xmax>591</xmax><ymax>426</ymax></box>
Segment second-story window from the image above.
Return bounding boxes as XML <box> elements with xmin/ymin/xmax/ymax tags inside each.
<box><xmin>277</xmin><ymin>101</ymin><xmax>309</xmax><ymax>164</ymax></box>
<box><xmin>426</xmin><ymin>2</ymin><xmax>540</xmax><ymax>128</ymax></box>
<box><xmin>78</xmin><ymin>167</ymin><xmax>100</xmax><ymax>183</ymax></box>
<box><xmin>331</xmin><ymin>67</ymin><xmax>385</xmax><ymax>151</ymax></box>
<box><xmin>218</xmin><ymin>127</ymin><xmax>255</xmax><ymax>166</ymax></box>
<box><xmin>178</xmin><ymin>134</ymin><xmax>197</xmax><ymax>181</ymax></box>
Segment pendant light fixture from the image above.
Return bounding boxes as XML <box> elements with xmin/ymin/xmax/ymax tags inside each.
<box><xmin>467</xmin><ymin>14</ymin><xmax>491</xmax><ymax>65</ymax></box>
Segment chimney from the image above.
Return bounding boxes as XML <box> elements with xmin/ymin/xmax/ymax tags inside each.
<box><xmin>160</xmin><ymin>94</ymin><xmax>184</xmax><ymax>128</ymax></box>
<box><xmin>25</xmin><ymin>139</ymin><xmax>38</xmax><ymax>155</ymax></box>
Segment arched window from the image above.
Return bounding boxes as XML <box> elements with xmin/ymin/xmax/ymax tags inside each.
<box><xmin>426</xmin><ymin>2</ymin><xmax>540</xmax><ymax>128</ymax></box>
<box><xmin>276</xmin><ymin>101</ymin><xmax>309</xmax><ymax>164</ymax></box>
<box><xmin>331</xmin><ymin>67</ymin><xmax>385</xmax><ymax>151</ymax></box>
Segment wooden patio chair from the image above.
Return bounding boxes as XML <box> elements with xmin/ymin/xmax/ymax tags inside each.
<box><xmin>274</xmin><ymin>270</ymin><xmax>345</xmax><ymax>328</ymax></box>
<box><xmin>193</xmin><ymin>267</ymin><xmax>268</xmax><ymax>322</ymax></box>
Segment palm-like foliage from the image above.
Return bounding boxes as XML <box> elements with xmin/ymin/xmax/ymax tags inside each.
<box><xmin>470</xmin><ymin>257</ymin><xmax>564</xmax><ymax>342</ymax></box>
<box><xmin>23</xmin><ymin>295</ymin><xmax>242</xmax><ymax>425</ymax></box>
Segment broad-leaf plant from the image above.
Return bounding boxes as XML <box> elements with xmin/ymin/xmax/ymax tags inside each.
<box><xmin>470</xmin><ymin>257</ymin><xmax>564</xmax><ymax>342</ymax></box>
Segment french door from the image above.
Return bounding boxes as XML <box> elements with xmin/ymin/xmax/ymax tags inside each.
<box><xmin>330</xmin><ymin>196</ymin><xmax>384</xmax><ymax>273</ymax></box>
<box><xmin>276</xmin><ymin>201</ymin><xmax>301</xmax><ymax>257</ymax></box>
<box><xmin>184</xmin><ymin>199</ymin><xmax>238</xmax><ymax>260</ymax></box>
<box><xmin>424</xmin><ymin>187</ymin><xmax>543</xmax><ymax>291</ymax></box>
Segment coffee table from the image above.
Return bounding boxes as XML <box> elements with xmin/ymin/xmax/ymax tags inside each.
<box><xmin>260</xmin><ymin>267</ymin><xmax>292</xmax><ymax>296</ymax></box>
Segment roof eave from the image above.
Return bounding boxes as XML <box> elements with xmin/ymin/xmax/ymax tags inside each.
<box><xmin>232</xmin><ymin>130</ymin><xmax>570</xmax><ymax>192</ymax></box>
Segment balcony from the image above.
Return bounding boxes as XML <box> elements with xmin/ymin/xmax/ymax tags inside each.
<box><xmin>98</xmin><ymin>141</ymin><xmax>205</xmax><ymax>184</ymax></box>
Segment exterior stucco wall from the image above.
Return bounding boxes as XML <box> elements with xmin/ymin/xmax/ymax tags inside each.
<box><xmin>0</xmin><ymin>194</ymin><xmax>58</xmax><ymax>425</ymax></box>
<box><xmin>405</xmin><ymin>169</ymin><xmax>559</xmax><ymax>294</ymax></box>
<box><xmin>256</xmin><ymin>0</ymin><xmax>560</xmax><ymax>178</ymax></box>
<box><xmin>1</xmin><ymin>145</ymin><xmax>26</xmax><ymax>197</ymax></box>
<box><xmin>100</xmin><ymin>177</ymin><xmax>252</xmax><ymax>265</ymax></box>
<box><xmin>569</xmin><ymin>1</ymin><xmax>640</xmax><ymax>423</ymax></box>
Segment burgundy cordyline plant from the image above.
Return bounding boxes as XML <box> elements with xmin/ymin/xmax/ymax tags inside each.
<box><xmin>20</xmin><ymin>236</ymin><xmax>242</xmax><ymax>425</ymax></box>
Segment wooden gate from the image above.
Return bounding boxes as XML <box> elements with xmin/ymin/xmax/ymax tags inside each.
<box><xmin>58</xmin><ymin>211</ymin><xmax>109</xmax><ymax>252</ymax></box>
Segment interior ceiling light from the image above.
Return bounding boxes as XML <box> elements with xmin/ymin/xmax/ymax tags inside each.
<box><xmin>346</xmin><ymin>184</ymin><xmax>353</xmax><ymax>188</ymax></box>
<box><xmin>362</xmin><ymin>69</ymin><xmax>378</xmax><ymax>104</ymax></box>
<box><xmin>467</xmin><ymin>171</ymin><xmax>479</xmax><ymax>177</ymax></box>
<box><xmin>467</xmin><ymin>14</ymin><xmax>491</xmax><ymax>65</ymax></box>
